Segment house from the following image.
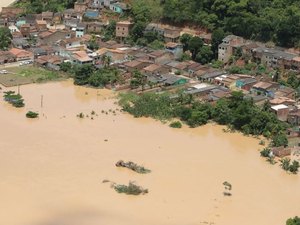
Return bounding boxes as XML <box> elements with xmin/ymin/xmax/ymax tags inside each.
<box><xmin>35</xmin><ymin>55</ymin><xmax>64</xmax><ymax>70</ymax></box>
<box><xmin>104</xmin><ymin>0</ymin><xmax>115</xmax><ymax>7</ymax></box>
<box><xmin>271</xmin><ymin>147</ymin><xmax>291</xmax><ymax>157</ymax></box>
<box><xmin>53</xmin><ymin>12</ymin><xmax>62</xmax><ymax>24</ymax></box>
<box><xmin>235</xmin><ymin>77</ymin><xmax>257</xmax><ymax>91</ymax></box>
<box><xmin>273</xmin><ymin>86</ymin><xmax>296</xmax><ymax>99</ymax></box>
<box><xmin>218</xmin><ymin>35</ymin><xmax>245</xmax><ymax>63</ymax></box>
<box><xmin>0</xmin><ymin>51</ymin><xmax>16</xmax><ymax>64</ymax></box>
<box><xmin>116</xmin><ymin>21</ymin><xmax>133</xmax><ymax>39</ymax></box>
<box><xmin>84</xmin><ymin>10</ymin><xmax>100</xmax><ymax>20</ymax></box>
<box><xmin>185</xmin><ymin>83</ymin><xmax>218</xmax><ymax>97</ymax></box>
<box><xmin>76</xmin><ymin>23</ymin><xmax>86</xmax><ymax>37</ymax></box>
<box><xmin>35</xmin><ymin>20</ymin><xmax>47</xmax><ymax>31</ymax></box>
<box><xmin>29</xmin><ymin>47</ymin><xmax>48</xmax><ymax>58</ymax></box>
<box><xmin>166</xmin><ymin>60</ymin><xmax>188</xmax><ymax>73</ymax></box>
<box><xmin>0</xmin><ymin>7</ymin><xmax>24</xmax><ymax>16</ymax></box>
<box><xmin>271</xmin><ymin>104</ymin><xmax>290</xmax><ymax>121</ymax></box>
<box><xmin>74</xmin><ymin>1</ymin><xmax>88</xmax><ymax>13</ymax></box>
<box><xmin>42</xmin><ymin>11</ymin><xmax>54</xmax><ymax>24</ymax></box>
<box><xmin>270</xmin><ymin>97</ymin><xmax>296</xmax><ymax>106</ymax></box>
<box><xmin>20</xmin><ymin>24</ymin><xmax>31</xmax><ymax>38</ymax></box>
<box><xmin>39</xmin><ymin>30</ymin><xmax>74</xmax><ymax>46</ymax></box>
<box><xmin>71</xmin><ymin>51</ymin><xmax>93</xmax><ymax>64</ymax></box>
<box><xmin>63</xmin><ymin>9</ymin><xmax>76</xmax><ymax>20</ymax></box>
<box><xmin>86</xmin><ymin>21</ymin><xmax>104</xmax><ymax>33</ymax></box>
<box><xmin>252</xmin><ymin>46</ymin><xmax>297</xmax><ymax>69</ymax></box>
<box><xmin>144</xmin><ymin>23</ymin><xmax>165</xmax><ymax>36</ymax></box>
<box><xmin>288</xmin><ymin>110</ymin><xmax>300</xmax><ymax>126</ymax></box>
<box><xmin>164</xmin><ymin>27</ymin><xmax>181</xmax><ymax>43</ymax></box>
<box><xmin>199</xmin><ymin>70</ymin><xmax>227</xmax><ymax>82</ymax></box>
<box><xmin>8</xmin><ymin>25</ymin><xmax>19</xmax><ymax>33</ymax></box>
<box><xmin>165</xmin><ymin>42</ymin><xmax>183</xmax><ymax>59</ymax></box>
<box><xmin>123</xmin><ymin>60</ymin><xmax>151</xmax><ymax>72</ymax></box>
<box><xmin>147</xmin><ymin>50</ymin><xmax>173</xmax><ymax>64</ymax></box>
<box><xmin>162</xmin><ymin>74</ymin><xmax>188</xmax><ymax>86</ymax></box>
<box><xmin>209</xmin><ymin>88</ymin><xmax>231</xmax><ymax>101</ymax></box>
<box><xmin>142</xmin><ymin>64</ymin><xmax>170</xmax><ymax>75</ymax></box>
<box><xmin>64</xmin><ymin>18</ymin><xmax>81</xmax><ymax>30</ymax></box>
<box><xmin>60</xmin><ymin>37</ymin><xmax>83</xmax><ymax>49</ymax></box>
<box><xmin>9</xmin><ymin>48</ymin><xmax>34</xmax><ymax>61</ymax></box>
<box><xmin>12</xmin><ymin>37</ymin><xmax>29</xmax><ymax>49</ymax></box>
<box><xmin>251</xmin><ymin>81</ymin><xmax>279</xmax><ymax>96</ymax></box>
<box><xmin>90</xmin><ymin>0</ymin><xmax>105</xmax><ymax>9</ymax></box>
<box><xmin>110</xmin><ymin>2</ymin><xmax>129</xmax><ymax>14</ymax></box>
<box><xmin>0</xmin><ymin>18</ymin><xmax>8</xmax><ymax>27</ymax></box>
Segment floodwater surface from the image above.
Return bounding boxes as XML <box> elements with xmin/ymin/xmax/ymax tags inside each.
<box><xmin>0</xmin><ymin>81</ymin><xmax>299</xmax><ymax>225</ymax></box>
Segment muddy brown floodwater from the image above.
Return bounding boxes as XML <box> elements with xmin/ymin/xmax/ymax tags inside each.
<box><xmin>0</xmin><ymin>80</ymin><xmax>299</xmax><ymax>225</ymax></box>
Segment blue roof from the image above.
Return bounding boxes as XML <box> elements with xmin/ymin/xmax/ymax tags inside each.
<box><xmin>85</xmin><ymin>11</ymin><xmax>99</xmax><ymax>18</ymax></box>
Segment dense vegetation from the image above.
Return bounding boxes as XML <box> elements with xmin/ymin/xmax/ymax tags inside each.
<box><xmin>160</xmin><ymin>0</ymin><xmax>300</xmax><ymax>48</ymax></box>
<box><xmin>14</xmin><ymin>0</ymin><xmax>77</xmax><ymax>13</ymax></box>
<box><xmin>0</xmin><ymin>27</ymin><xmax>12</xmax><ymax>50</ymax></box>
<box><xmin>26</xmin><ymin>111</ymin><xmax>39</xmax><ymax>118</ymax></box>
<box><xmin>64</xmin><ymin>61</ymin><xmax>123</xmax><ymax>88</ymax></box>
<box><xmin>119</xmin><ymin>91</ymin><xmax>288</xmax><ymax>147</ymax></box>
<box><xmin>3</xmin><ymin>91</ymin><xmax>25</xmax><ymax>108</ymax></box>
<box><xmin>286</xmin><ymin>217</ymin><xmax>300</xmax><ymax>225</ymax></box>
<box><xmin>113</xmin><ymin>181</ymin><xmax>148</xmax><ymax>195</ymax></box>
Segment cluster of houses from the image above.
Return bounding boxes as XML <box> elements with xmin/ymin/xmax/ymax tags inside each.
<box><xmin>1</xmin><ymin>0</ymin><xmax>300</xmax><ymax>155</ymax></box>
<box><xmin>218</xmin><ymin>35</ymin><xmax>300</xmax><ymax>71</ymax></box>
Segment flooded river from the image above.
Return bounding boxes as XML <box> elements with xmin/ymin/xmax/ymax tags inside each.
<box><xmin>0</xmin><ymin>80</ymin><xmax>299</xmax><ymax>225</ymax></box>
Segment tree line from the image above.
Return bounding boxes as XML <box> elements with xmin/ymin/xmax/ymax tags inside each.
<box><xmin>119</xmin><ymin>91</ymin><xmax>288</xmax><ymax>147</ymax></box>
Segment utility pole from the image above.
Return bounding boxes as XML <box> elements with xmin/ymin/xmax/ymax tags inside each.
<box><xmin>41</xmin><ymin>95</ymin><xmax>43</xmax><ymax>108</ymax></box>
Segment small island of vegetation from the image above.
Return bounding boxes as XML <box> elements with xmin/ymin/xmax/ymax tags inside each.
<box><xmin>116</xmin><ymin>160</ymin><xmax>151</xmax><ymax>174</ymax></box>
<box><xmin>3</xmin><ymin>91</ymin><xmax>25</xmax><ymax>108</ymax></box>
<box><xmin>26</xmin><ymin>111</ymin><xmax>39</xmax><ymax>118</ymax></box>
<box><xmin>113</xmin><ymin>181</ymin><xmax>148</xmax><ymax>195</ymax></box>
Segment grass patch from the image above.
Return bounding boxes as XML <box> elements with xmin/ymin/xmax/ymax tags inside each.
<box><xmin>0</xmin><ymin>66</ymin><xmax>66</xmax><ymax>87</ymax></box>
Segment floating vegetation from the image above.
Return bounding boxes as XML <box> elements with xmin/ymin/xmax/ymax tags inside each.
<box><xmin>113</xmin><ymin>181</ymin><xmax>148</xmax><ymax>195</ymax></box>
<box><xmin>3</xmin><ymin>91</ymin><xmax>25</xmax><ymax>108</ymax></box>
<box><xmin>223</xmin><ymin>181</ymin><xmax>232</xmax><ymax>196</ymax></box>
<box><xmin>116</xmin><ymin>160</ymin><xmax>151</xmax><ymax>174</ymax></box>
<box><xmin>26</xmin><ymin>111</ymin><xmax>39</xmax><ymax>118</ymax></box>
<box><xmin>77</xmin><ymin>112</ymin><xmax>84</xmax><ymax>118</ymax></box>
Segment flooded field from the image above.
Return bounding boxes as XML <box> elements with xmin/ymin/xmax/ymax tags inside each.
<box><xmin>0</xmin><ymin>80</ymin><xmax>299</xmax><ymax>225</ymax></box>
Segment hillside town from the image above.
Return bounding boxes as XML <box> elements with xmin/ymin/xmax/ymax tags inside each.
<box><xmin>1</xmin><ymin>0</ymin><xmax>300</xmax><ymax>158</ymax></box>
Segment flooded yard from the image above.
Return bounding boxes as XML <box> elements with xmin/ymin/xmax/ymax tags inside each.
<box><xmin>0</xmin><ymin>80</ymin><xmax>299</xmax><ymax>225</ymax></box>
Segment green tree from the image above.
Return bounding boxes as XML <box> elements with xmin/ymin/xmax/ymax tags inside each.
<box><xmin>195</xmin><ymin>46</ymin><xmax>214</xmax><ymax>64</ymax></box>
<box><xmin>188</xmin><ymin>36</ymin><xmax>204</xmax><ymax>60</ymax></box>
<box><xmin>272</xmin><ymin>133</ymin><xmax>288</xmax><ymax>147</ymax></box>
<box><xmin>130</xmin><ymin>70</ymin><xmax>147</xmax><ymax>90</ymax></box>
<box><xmin>286</xmin><ymin>216</ymin><xmax>300</xmax><ymax>225</ymax></box>
<box><xmin>73</xmin><ymin>64</ymin><xmax>94</xmax><ymax>85</ymax></box>
<box><xmin>211</xmin><ymin>28</ymin><xmax>225</xmax><ymax>58</ymax></box>
<box><xmin>180</xmin><ymin>33</ymin><xmax>192</xmax><ymax>52</ymax></box>
<box><xmin>0</xmin><ymin>27</ymin><xmax>12</xmax><ymax>50</ymax></box>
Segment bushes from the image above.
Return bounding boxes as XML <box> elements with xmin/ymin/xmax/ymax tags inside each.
<box><xmin>116</xmin><ymin>160</ymin><xmax>151</xmax><ymax>174</ymax></box>
<box><xmin>260</xmin><ymin>148</ymin><xmax>271</xmax><ymax>157</ymax></box>
<box><xmin>113</xmin><ymin>182</ymin><xmax>148</xmax><ymax>195</ymax></box>
<box><xmin>3</xmin><ymin>91</ymin><xmax>25</xmax><ymax>108</ymax></box>
<box><xmin>280</xmin><ymin>158</ymin><xmax>300</xmax><ymax>174</ymax></box>
<box><xmin>26</xmin><ymin>111</ymin><xmax>39</xmax><ymax>118</ymax></box>
<box><xmin>286</xmin><ymin>217</ymin><xmax>300</xmax><ymax>225</ymax></box>
<box><xmin>170</xmin><ymin>121</ymin><xmax>182</xmax><ymax>128</ymax></box>
<box><xmin>119</xmin><ymin>91</ymin><xmax>287</xmax><ymax>144</ymax></box>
